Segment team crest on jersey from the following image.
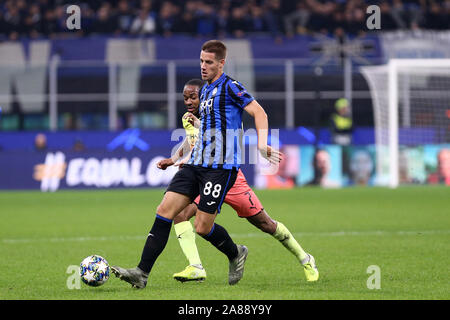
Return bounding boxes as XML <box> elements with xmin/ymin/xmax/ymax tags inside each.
<box><xmin>212</xmin><ymin>87</ymin><xmax>218</xmax><ymax>96</ymax></box>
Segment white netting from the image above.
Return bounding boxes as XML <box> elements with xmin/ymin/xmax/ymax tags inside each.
<box><xmin>361</xmin><ymin>60</ymin><xmax>450</xmax><ymax>187</ymax></box>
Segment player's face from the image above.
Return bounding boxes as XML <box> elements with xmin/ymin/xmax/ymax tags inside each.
<box><xmin>200</xmin><ymin>51</ymin><xmax>224</xmax><ymax>83</ymax></box>
<box><xmin>183</xmin><ymin>85</ymin><xmax>200</xmax><ymax>114</ymax></box>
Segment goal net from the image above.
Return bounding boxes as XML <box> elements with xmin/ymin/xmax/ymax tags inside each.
<box><xmin>361</xmin><ymin>59</ymin><xmax>450</xmax><ymax>187</ymax></box>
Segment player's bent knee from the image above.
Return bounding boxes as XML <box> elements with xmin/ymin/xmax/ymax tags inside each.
<box><xmin>194</xmin><ymin>209</ymin><xmax>217</xmax><ymax>236</ymax></box>
<box><xmin>194</xmin><ymin>220</ymin><xmax>212</xmax><ymax>236</ymax></box>
<box><xmin>194</xmin><ymin>222</ymin><xmax>206</xmax><ymax>236</ymax></box>
<box><xmin>156</xmin><ymin>203</ymin><xmax>167</xmax><ymax>216</ymax></box>
<box><xmin>156</xmin><ymin>202</ymin><xmax>175</xmax><ymax>221</ymax></box>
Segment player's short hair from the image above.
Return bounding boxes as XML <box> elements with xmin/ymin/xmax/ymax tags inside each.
<box><xmin>185</xmin><ymin>79</ymin><xmax>204</xmax><ymax>90</ymax></box>
<box><xmin>201</xmin><ymin>40</ymin><xmax>227</xmax><ymax>61</ymax></box>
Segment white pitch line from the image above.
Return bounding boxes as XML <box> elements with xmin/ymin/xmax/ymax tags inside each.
<box><xmin>232</xmin><ymin>230</ymin><xmax>450</xmax><ymax>238</ymax></box>
<box><xmin>1</xmin><ymin>235</ymin><xmax>145</xmax><ymax>244</ymax></box>
<box><xmin>1</xmin><ymin>230</ymin><xmax>449</xmax><ymax>244</ymax></box>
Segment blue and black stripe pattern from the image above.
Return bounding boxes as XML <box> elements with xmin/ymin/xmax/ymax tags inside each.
<box><xmin>188</xmin><ymin>73</ymin><xmax>254</xmax><ymax>169</ymax></box>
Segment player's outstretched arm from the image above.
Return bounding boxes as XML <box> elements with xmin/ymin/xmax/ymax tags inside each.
<box><xmin>244</xmin><ymin>100</ymin><xmax>283</xmax><ymax>165</ymax></box>
<box><xmin>174</xmin><ymin>149</ymin><xmax>193</xmax><ymax>167</ymax></box>
<box><xmin>157</xmin><ymin>137</ymin><xmax>191</xmax><ymax>170</ymax></box>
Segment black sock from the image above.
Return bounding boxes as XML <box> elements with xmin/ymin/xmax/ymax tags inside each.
<box><xmin>137</xmin><ymin>214</ymin><xmax>172</xmax><ymax>274</ymax></box>
<box><xmin>201</xmin><ymin>223</ymin><xmax>238</xmax><ymax>261</ymax></box>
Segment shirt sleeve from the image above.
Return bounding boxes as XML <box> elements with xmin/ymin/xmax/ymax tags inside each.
<box><xmin>226</xmin><ymin>80</ymin><xmax>254</xmax><ymax>109</ymax></box>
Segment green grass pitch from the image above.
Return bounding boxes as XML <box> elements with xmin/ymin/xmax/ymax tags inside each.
<box><xmin>0</xmin><ymin>186</ymin><xmax>449</xmax><ymax>300</ymax></box>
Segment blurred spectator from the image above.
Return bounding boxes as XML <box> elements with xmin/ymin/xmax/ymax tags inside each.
<box><xmin>390</xmin><ymin>0</ymin><xmax>425</xmax><ymax>30</ymax></box>
<box><xmin>263</xmin><ymin>0</ymin><xmax>284</xmax><ymax>39</ymax></box>
<box><xmin>34</xmin><ymin>133</ymin><xmax>47</xmax><ymax>152</ymax></box>
<box><xmin>92</xmin><ymin>3</ymin><xmax>116</xmax><ymax>34</ymax></box>
<box><xmin>114</xmin><ymin>0</ymin><xmax>134</xmax><ymax>35</ymax></box>
<box><xmin>379</xmin><ymin>1</ymin><xmax>398</xmax><ymax>31</ymax></box>
<box><xmin>306</xmin><ymin>0</ymin><xmax>337</xmax><ymax>34</ymax></box>
<box><xmin>140</xmin><ymin>0</ymin><xmax>153</xmax><ymax>12</ymax></box>
<box><xmin>156</xmin><ymin>1</ymin><xmax>179</xmax><ymax>37</ymax></box>
<box><xmin>248</xmin><ymin>4</ymin><xmax>267</xmax><ymax>34</ymax></box>
<box><xmin>130</xmin><ymin>0</ymin><xmax>156</xmax><ymax>35</ymax></box>
<box><xmin>78</xmin><ymin>4</ymin><xmax>95</xmax><ymax>35</ymax></box>
<box><xmin>54</xmin><ymin>5</ymin><xmax>70</xmax><ymax>34</ymax></box>
<box><xmin>229</xmin><ymin>6</ymin><xmax>249</xmax><ymax>38</ymax></box>
<box><xmin>345</xmin><ymin>6</ymin><xmax>366</xmax><ymax>36</ymax></box>
<box><xmin>24</xmin><ymin>3</ymin><xmax>43</xmax><ymax>38</ymax></box>
<box><xmin>424</xmin><ymin>0</ymin><xmax>450</xmax><ymax>30</ymax></box>
<box><xmin>3</xmin><ymin>2</ymin><xmax>23</xmax><ymax>40</ymax></box>
<box><xmin>215</xmin><ymin>7</ymin><xmax>229</xmax><ymax>38</ymax></box>
<box><xmin>174</xmin><ymin>10</ymin><xmax>196</xmax><ymax>36</ymax></box>
<box><xmin>284</xmin><ymin>0</ymin><xmax>310</xmax><ymax>37</ymax></box>
<box><xmin>328</xmin><ymin>6</ymin><xmax>345</xmax><ymax>36</ymax></box>
<box><xmin>41</xmin><ymin>8</ymin><xmax>58</xmax><ymax>37</ymax></box>
<box><xmin>330</xmin><ymin>98</ymin><xmax>353</xmax><ymax>146</ymax></box>
<box><xmin>130</xmin><ymin>10</ymin><xmax>156</xmax><ymax>35</ymax></box>
<box><xmin>195</xmin><ymin>1</ymin><xmax>216</xmax><ymax>37</ymax></box>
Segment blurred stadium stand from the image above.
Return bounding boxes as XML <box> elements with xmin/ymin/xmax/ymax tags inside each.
<box><xmin>0</xmin><ymin>0</ymin><xmax>449</xmax><ymax>135</ymax></box>
<box><xmin>1</xmin><ymin>0</ymin><xmax>449</xmax><ymax>40</ymax></box>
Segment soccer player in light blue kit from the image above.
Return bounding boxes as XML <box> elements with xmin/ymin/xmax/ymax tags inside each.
<box><xmin>111</xmin><ymin>40</ymin><xmax>295</xmax><ymax>288</ymax></box>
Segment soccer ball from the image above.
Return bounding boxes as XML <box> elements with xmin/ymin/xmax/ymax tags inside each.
<box><xmin>79</xmin><ymin>255</ymin><xmax>110</xmax><ymax>287</ymax></box>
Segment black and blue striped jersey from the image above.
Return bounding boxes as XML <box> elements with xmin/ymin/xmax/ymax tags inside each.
<box><xmin>188</xmin><ymin>72</ymin><xmax>254</xmax><ymax>170</ymax></box>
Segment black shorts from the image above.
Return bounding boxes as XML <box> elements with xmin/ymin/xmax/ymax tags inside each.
<box><xmin>166</xmin><ymin>164</ymin><xmax>238</xmax><ymax>214</ymax></box>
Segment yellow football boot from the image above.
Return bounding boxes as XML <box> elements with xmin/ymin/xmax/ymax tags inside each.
<box><xmin>303</xmin><ymin>254</ymin><xmax>319</xmax><ymax>282</ymax></box>
<box><xmin>173</xmin><ymin>265</ymin><xmax>206</xmax><ymax>282</ymax></box>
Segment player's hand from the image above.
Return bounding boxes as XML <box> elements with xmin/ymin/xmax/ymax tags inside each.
<box><xmin>157</xmin><ymin>158</ymin><xmax>174</xmax><ymax>170</ymax></box>
<box><xmin>258</xmin><ymin>145</ymin><xmax>283</xmax><ymax>165</ymax></box>
<box><xmin>183</xmin><ymin>113</ymin><xmax>200</xmax><ymax>128</ymax></box>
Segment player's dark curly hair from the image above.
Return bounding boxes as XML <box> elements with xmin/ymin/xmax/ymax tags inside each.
<box><xmin>185</xmin><ymin>79</ymin><xmax>204</xmax><ymax>89</ymax></box>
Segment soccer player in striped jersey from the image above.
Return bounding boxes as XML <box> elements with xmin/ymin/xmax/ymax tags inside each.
<box><xmin>111</xmin><ymin>40</ymin><xmax>283</xmax><ymax>289</ymax></box>
<box><xmin>157</xmin><ymin>78</ymin><xmax>319</xmax><ymax>283</ymax></box>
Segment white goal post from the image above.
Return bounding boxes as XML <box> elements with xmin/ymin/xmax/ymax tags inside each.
<box><xmin>361</xmin><ymin>59</ymin><xmax>450</xmax><ymax>188</ymax></box>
